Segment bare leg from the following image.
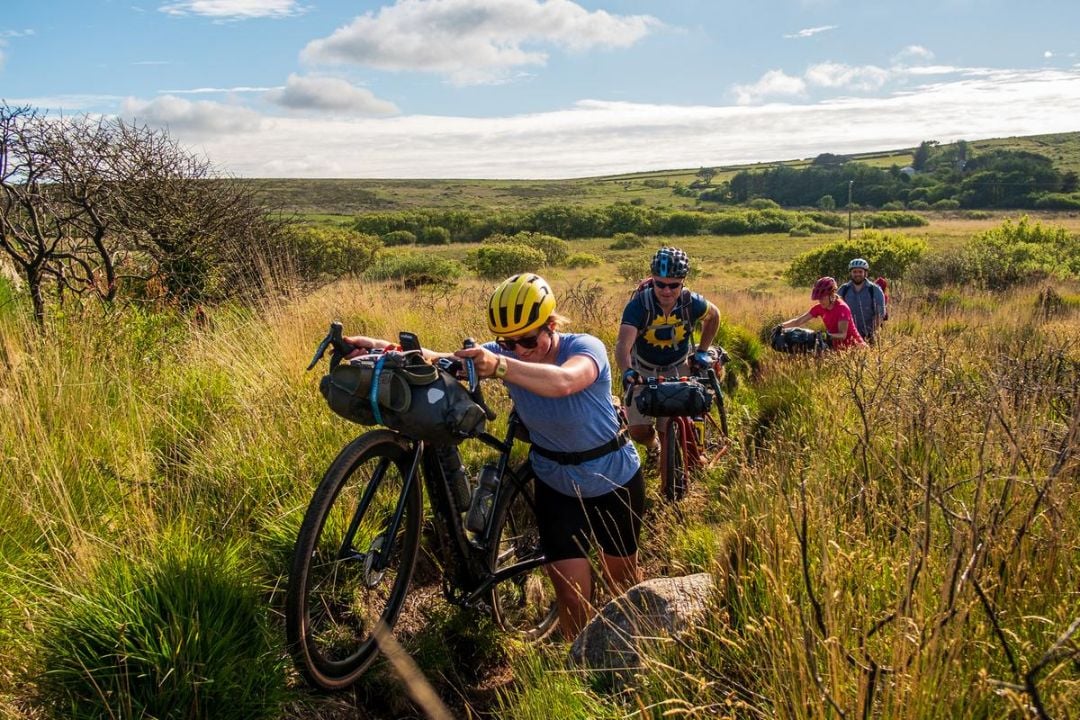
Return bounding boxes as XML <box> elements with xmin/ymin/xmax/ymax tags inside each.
<box><xmin>599</xmin><ymin>551</ymin><xmax>640</xmax><ymax>596</ymax></box>
<box><xmin>546</xmin><ymin>558</ymin><xmax>594</xmax><ymax>640</ymax></box>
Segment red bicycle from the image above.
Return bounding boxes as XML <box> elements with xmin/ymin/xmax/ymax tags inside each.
<box><xmin>627</xmin><ymin>349</ymin><xmax>730</xmax><ymax>501</ymax></box>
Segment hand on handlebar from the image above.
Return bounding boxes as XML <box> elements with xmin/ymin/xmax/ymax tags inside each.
<box><xmin>621</xmin><ymin>368</ymin><xmax>642</xmax><ymax>390</ymax></box>
<box><xmin>691</xmin><ymin>349</ymin><xmax>716</xmax><ymax>369</ymax></box>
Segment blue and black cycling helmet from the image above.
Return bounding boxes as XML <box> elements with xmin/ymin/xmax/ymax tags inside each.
<box><xmin>651</xmin><ymin>247</ymin><xmax>690</xmax><ymax>278</ymax></box>
<box><xmin>849</xmin><ymin>257</ymin><xmax>870</xmax><ymax>271</ymax></box>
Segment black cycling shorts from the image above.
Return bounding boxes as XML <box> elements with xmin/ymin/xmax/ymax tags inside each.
<box><xmin>533</xmin><ymin>469</ymin><xmax>645</xmax><ymax>562</ymax></box>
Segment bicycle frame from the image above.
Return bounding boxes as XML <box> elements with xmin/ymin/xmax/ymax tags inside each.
<box><xmin>351</xmin><ymin>412</ymin><xmax>546</xmax><ymax>608</ymax></box>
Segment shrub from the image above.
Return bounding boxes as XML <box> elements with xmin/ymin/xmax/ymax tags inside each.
<box><xmin>1033</xmin><ymin>193</ymin><xmax>1080</xmax><ymax>210</ymax></box>
<box><xmin>881</xmin><ymin>201</ymin><xmax>905</xmax><ymax>211</ymax></box>
<box><xmin>616</xmin><ymin>256</ymin><xmax>651</xmax><ymax>282</ymax></box>
<box><xmin>642</xmin><ymin>178</ymin><xmax>669</xmax><ymax>188</ymax></box>
<box><xmin>661</xmin><ymin>211</ymin><xmax>706</xmax><ymax>235</ymax></box>
<box><xmin>280</xmin><ymin>225</ymin><xmax>381</xmax><ymax>280</ymax></box>
<box><xmin>472</xmin><ymin>245</ymin><xmax>547</xmax><ymax>279</ymax></box>
<box><xmin>817</xmin><ymin>195</ymin><xmax>836</xmax><ymax>210</ymax></box>
<box><xmin>381</xmin><ymin>229</ymin><xmax>417</xmax><ymax>246</ymax></box>
<box><xmin>565</xmin><ymin>252</ymin><xmax>603</xmax><ymax>268</ymax></box>
<box><xmin>418</xmin><ymin>225</ymin><xmax>452</xmax><ymax>245</ymax></box>
<box><xmin>365</xmin><ymin>253</ymin><xmax>465</xmax><ymax>286</ymax></box>
<box><xmin>931</xmin><ymin>199</ymin><xmax>960</xmax><ymax>210</ymax></box>
<box><xmin>861</xmin><ymin>211</ymin><xmax>929</xmax><ymax>228</ymax></box>
<box><xmin>909</xmin><ymin>200</ymin><xmax>930</xmax><ymax>210</ymax></box>
<box><xmin>609</xmin><ymin>233</ymin><xmax>646</xmax><ymax>250</ymax></box>
<box><xmin>37</xmin><ymin>536</ymin><xmax>286</xmax><ymax>720</ymax></box>
<box><xmin>961</xmin><ymin>217</ymin><xmax>1079</xmax><ymax>289</ymax></box>
<box><xmin>747</xmin><ymin>198</ymin><xmax>781</xmax><ymax>210</ymax></box>
<box><xmin>785</xmin><ymin>232</ymin><xmax>928</xmax><ymax>286</ymax></box>
<box><xmin>484</xmin><ymin>232</ymin><xmax>570</xmax><ymax>266</ymax></box>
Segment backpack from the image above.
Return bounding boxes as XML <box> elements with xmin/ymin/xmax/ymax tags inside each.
<box><xmin>319</xmin><ymin>350</ymin><xmax>487</xmax><ymax>445</ymax></box>
<box><xmin>629</xmin><ymin>279</ymin><xmax>697</xmax><ymax>352</ymax></box>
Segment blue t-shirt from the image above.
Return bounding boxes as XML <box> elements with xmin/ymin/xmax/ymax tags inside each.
<box><xmin>485</xmin><ymin>333</ymin><xmax>640</xmax><ymax>499</ymax></box>
<box><xmin>620</xmin><ymin>287</ymin><xmax>709</xmax><ymax>367</ymax></box>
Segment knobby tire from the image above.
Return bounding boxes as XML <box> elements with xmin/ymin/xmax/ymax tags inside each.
<box><xmin>285</xmin><ymin>430</ymin><xmax>422</xmax><ymax>690</ymax></box>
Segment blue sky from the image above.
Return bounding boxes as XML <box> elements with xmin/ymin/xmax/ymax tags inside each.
<box><xmin>3</xmin><ymin>0</ymin><xmax>1079</xmax><ymax>178</ymax></box>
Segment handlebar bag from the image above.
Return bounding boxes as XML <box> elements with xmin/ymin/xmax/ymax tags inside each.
<box><xmin>320</xmin><ymin>351</ymin><xmax>486</xmax><ymax>444</ymax></box>
<box><xmin>771</xmin><ymin>327</ymin><xmax>826</xmax><ymax>354</ymax></box>
<box><xmin>635</xmin><ymin>380</ymin><xmax>712</xmax><ymax>418</ymax></box>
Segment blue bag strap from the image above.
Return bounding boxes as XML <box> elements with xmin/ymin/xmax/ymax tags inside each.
<box><xmin>369</xmin><ymin>353</ymin><xmax>387</xmax><ymax>426</ymax></box>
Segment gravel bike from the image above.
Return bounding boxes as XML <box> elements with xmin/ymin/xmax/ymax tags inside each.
<box><xmin>627</xmin><ymin>349</ymin><xmax>730</xmax><ymax>501</ymax></box>
<box><xmin>285</xmin><ymin>323</ymin><xmax>557</xmax><ymax>690</ymax></box>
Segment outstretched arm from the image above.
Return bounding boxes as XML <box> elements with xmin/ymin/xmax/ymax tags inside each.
<box><xmin>696</xmin><ymin>302</ymin><xmax>721</xmax><ymax>350</ymax></box>
<box><xmin>778</xmin><ymin>310</ymin><xmax>814</xmax><ymax>329</ymax></box>
<box><xmin>615</xmin><ymin>324</ymin><xmax>638</xmax><ymax>373</ymax></box>
<box><xmin>456</xmin><ymin>346</ymin><xmax>598</xmax><ymax>397</ymax></box>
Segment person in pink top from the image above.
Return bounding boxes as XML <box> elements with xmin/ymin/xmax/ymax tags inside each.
<box><xmin>778</xmin><ymin>276</ymin><xmax>865</xmax><ymax>349</ymax></box>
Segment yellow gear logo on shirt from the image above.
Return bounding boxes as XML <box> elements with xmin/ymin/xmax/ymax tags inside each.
<box><xmin>642</xmin><ymin>313</ymin><xmax>688</xmax><ymax>349</ymax></box>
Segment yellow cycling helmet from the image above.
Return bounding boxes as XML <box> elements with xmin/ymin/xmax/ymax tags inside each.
<box><xmin>487</xmin><ymin>274</ymin><xmax>557</xmax><ymax>336</ymax></box>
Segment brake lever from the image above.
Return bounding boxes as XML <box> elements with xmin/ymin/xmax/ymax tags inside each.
<box><xmin>462</xmin><ymin>338</ymin><xmax>497</xmax><ymax>421</ymax></box>
<box><xmin>307</xmin><ymin>321</ymin><xmax>352</xmax><ymax>371</ymax></box>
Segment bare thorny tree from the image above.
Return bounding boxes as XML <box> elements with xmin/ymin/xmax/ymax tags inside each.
<box><xmin>0</xmin><ymin>102</ymin><xmax>284</xmax><ymax>325</ymax></box>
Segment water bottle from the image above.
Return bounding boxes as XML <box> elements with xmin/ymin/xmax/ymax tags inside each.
<box><xmin>465</xmin><ymin>464</ymin><xmax>500</xmax><ymax>534</ymax></box>
<box><xmin>435</xmin><ymin>446</ymin><xmax>471</xmax><ymax>512</ymax></box>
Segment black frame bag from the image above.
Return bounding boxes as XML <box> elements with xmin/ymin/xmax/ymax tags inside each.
<box><xmin>635</xmin><ymin>379</ymin><xmax>712</xmax><ymax>418</ymax></box>
<box><xmin>771</xmin><ymin>326</ymin><xmax>827</xmax><ymax>354</ymax></box>
<box><xmin>319</xmin><ymin>351</ymin><xmax>486</xmax><ymax>444</ymax></box>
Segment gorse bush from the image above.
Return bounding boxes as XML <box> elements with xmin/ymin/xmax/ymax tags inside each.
<box><xmin>483</xmin><ymin>232</ymin><xmax>570</xmax><ymax>265</ymax></box>
<box><xmin>860</xmin><ymin>211</ymin><xmax>929</xmax><ymax>228</ymax></box>
<box><xmin>608</xmin><ymin>232</ymin><xmax>645</xmax><ymax>250</ymax></box>
<box><xmin>961</xmin><ymin>216</ymin><xmax>1080</xmax><ymax>289</ymax></box>
<box><xmin>471</xmin><ymin>245</ymin><xmax>547</xmax><ymax>279</ymax></box>
<box><xmin>281</xmin><ymin>224</ymin><xmax>381</xmax><ymax>280</ymax></box>
<box><xmin>418</xmin><ymin>225</ymin><xmax>452</xmax><ymax>245</ymax></box>
<box><xmin>37</xmin><ymin>535</ymin><xmax>286</xmax><ymax>720</ymax></box>
<box><xmin>381</xmin><ymin>229</ymin><xmax>417</xmax><ymax>246</ymax></box>
<box><xmin>564</xmin><ymin>252</ymin><xmax>602</xmax><ymax>268</ymax></box>
<box><xmin>785</xmin><ymin>231</ymin><xmax>928</xmax><ymax>286</ymax></box>
<box><xmin>365</xmin><ymin>252</ymin><xmax>465</xmax><ymax>286</ymax></box>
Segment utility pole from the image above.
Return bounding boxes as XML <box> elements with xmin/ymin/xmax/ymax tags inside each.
<box><xmin>847</xmin><ymin>180</ymin><xmax>854</xmax><ymax>241</ymax></box>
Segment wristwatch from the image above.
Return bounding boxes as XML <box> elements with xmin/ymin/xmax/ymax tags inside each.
<box><xmin>494</xmin><ymin>354</ymin><xmax>509</xmax><ymax>379</ymax></box>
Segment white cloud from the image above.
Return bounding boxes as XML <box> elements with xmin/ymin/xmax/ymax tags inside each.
<box><xmin>893</xmin><ymin>45</ymin><xmax>934</xmax><ymax>63</ymax></box>
<box><xmin>805</xmin><ymin>62</ymin><xmax>890</xmax><ymax>91</ymax></box>
<box><xmin>266</xmin><ymin>74</ymin><xmax>399</xmax><ymax>115</ymax></box>
<box><xmin>301</xmin><ymin>0</ymin><xmax>660</xmax><ymax>85</ymax></box>
<box><xmin>732</xmin><ymin>70</ymin><xmax>806</xmax><ymax>105</ymax></box>
<box><xmin>783</xmin><ymin>25</ymin><xmax>837</xmax><ymax>39</ymax></box>
<box><xmin>155</xmin><ymin>67</ymin><xmax>1080</xmax><ymax>179</ymax></box>
<box><xmin>0</xmin><ymin>30</ymin><xmax>35</xmax><ymax>38</ymax></box>
<box><xmin>1044</xmin><ymin>50</ymin><xmax>1054</xmax><ymax>58</ymax></box>
<box><xmin>159</xmin><ymin>0</ymin><xmax>306</xmax><ymax>19</ymax></box>
<box><xmin>120</xmin><ymin>95</ymin><xmax>263</xmax><ymax>135</ymax></box>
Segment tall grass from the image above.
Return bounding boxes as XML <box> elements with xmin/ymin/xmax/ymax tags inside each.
<box><xmin>0</xmin><ymin>260</ymin><xmax>1077</xmax><ymax>717</ymax></box>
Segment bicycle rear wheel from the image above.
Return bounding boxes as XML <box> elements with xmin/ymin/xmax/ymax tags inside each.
<box><xmin>663</xmin><ymin>419</ymin><xmax>688</xmax><ymax>501</ymax></box>
<box><xmin>286</xmin><ymin>430</ymin><xmax>422</xmax><ymax>690</ymax></box>
<box><xmin>487</xmin><ymin>465</ymin><xmax>559</xmax><ymax>640</ymax></box>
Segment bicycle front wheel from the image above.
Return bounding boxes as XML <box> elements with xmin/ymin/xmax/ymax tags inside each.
<box><xmin>487</xmin><ymin>465</ymin><xmax>559</xmax><ymax>640</ymax></box>
<box><xmin>286</xmin><ymin>430</ymin><xmax>422</xmax><ymax>690</ymax></box>
<box><xmin>663</xmin><ymin>419</ymin><xmax>688</xmax><ymax>501</ymax></box>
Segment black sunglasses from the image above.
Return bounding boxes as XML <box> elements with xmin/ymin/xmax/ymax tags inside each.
<box><xmin>496</xmin><ymin>331</ymin><xmax>543</xmax><ymax>351</ymax></box>
<box><xmin>653</xmin><ymin>280</ymin><xmax>683</xmax><ymax>290</ymax></box>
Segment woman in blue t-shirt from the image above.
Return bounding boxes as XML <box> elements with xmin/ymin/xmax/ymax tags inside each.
<box><xmin>344</xmin><ymin>274</ymin><xmax>643</xmax><ymax>639</ymax></box>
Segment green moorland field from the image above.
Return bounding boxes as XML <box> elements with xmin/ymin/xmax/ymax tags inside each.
<box><xmin>244</xmin><ymin>131</ymin><xmax>1080</xmax><ymax>217</ymax></box>
<box><xmin>1</xmin><ymin>211</ymin><xmax>1079</xmax><ymax>719</ymax></box>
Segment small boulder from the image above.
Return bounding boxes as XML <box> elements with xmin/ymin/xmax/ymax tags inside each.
<box><xmin>570</xmin><ymin>573</ymin><xmax>715</xmax><ymax>681</ymax></box>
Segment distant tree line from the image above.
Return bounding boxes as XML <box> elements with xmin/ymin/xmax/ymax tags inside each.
<box><xmin>700</xmin><ymin>142</ymin><xmax>1080</xmax><ymax>210</ymax></box>
<box><xmin>349</xmin><ymin>203</ymin><xmax>926</xmax><ymax>246</ymax></box>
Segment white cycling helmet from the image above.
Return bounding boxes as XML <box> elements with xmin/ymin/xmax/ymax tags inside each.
<box><xmin>849</xmin><ymin>258</ymin><xmax>870</xmax><ymax>271</ymax></box>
